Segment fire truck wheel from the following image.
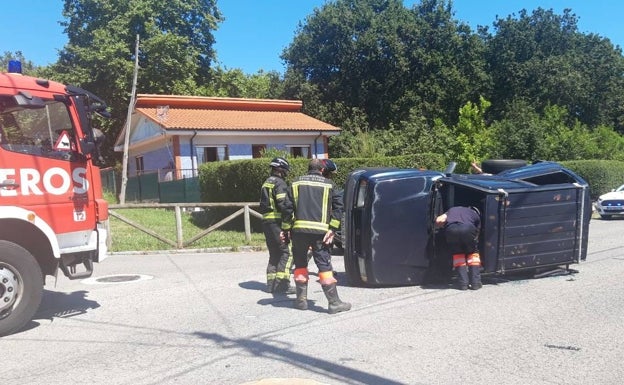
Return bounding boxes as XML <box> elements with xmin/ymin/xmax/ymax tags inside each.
<box><xmin>0</xmin><ymin>240</ymin><xmax>44</xmax><ymax>337</ymax></box>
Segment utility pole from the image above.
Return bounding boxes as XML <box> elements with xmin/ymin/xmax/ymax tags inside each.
<box><xmin>119</xmin><ymin>34</ymin><xmax>140</xmax><ymax>204</ymax></box>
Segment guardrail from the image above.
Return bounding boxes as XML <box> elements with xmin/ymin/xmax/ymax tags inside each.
<box><xmin>108</xmin><ymin>202</ymin><xmax>262</xmax><ymax>249</ymax></box>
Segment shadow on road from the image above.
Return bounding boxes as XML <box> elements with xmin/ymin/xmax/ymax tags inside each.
<box><xmin>193</xmin><ymin>331</ymin><xmax>412</xmax><ymax>385</ymax></box>
<box><xmin>18</xmin><ymin>290</ymin><xmax>101</xmax><ymax>334</ymax></box>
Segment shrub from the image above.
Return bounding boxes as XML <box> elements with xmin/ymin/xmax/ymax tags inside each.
<box><xmin>562</xmin><ymin>160</ymin><xmax>624</xmax><ymax>200</ymax></box>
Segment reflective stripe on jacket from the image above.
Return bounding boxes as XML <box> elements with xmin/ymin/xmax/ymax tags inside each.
<box><xmin>259</xmin><ymin>175</ymin><xmax>292</xmax><ymax>230</ymax></box>
<box><xmin>286</xmin><ymin>171</ymin><xmax>342</xmax><ymax>235</ymax></box>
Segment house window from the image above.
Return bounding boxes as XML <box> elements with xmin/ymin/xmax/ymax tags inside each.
<box><xmin>135</xmin><ymin>155</ymin><xmax>144</xmax><ymax>174</ymax></box>
<box><xmin>197</xmin><ymin>145</ymin><xmax>228</xmax><ymax>164</ymax></box>
<box><xmin>287</xmin><ymin>145</ymin><xmax>310</xmax><ymax>158</ymax></box>
<box><xmin>252</xmin><ymin>144</ymin><xmax>266</xmax><ymax>158</ymax></box>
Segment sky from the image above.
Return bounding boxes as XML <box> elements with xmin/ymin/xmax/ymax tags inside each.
<box><xmin>1</xmin><ymin>1</ymin><xmax>622</xmax><ymax>74</ymax></box>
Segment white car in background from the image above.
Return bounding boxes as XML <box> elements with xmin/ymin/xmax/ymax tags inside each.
<box><xmin>594</xmin><ymin>184</ymin><xmax>624</xmax><ymax>219</ymax></box>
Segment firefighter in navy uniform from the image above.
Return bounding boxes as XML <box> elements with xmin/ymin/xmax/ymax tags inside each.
<box><xmin>259</xmin><ymin>157</ymin><xmax>294</xmax><ymax>294</ymax></box>
<box><xmin>284</xmin><ymin>158</ymin><xmax>351</xmax><ymax>314</ymax></box>
<box><xmin>435</xmin><ymin>206</ymin><xmax>483</xmax><ymax>290</ymax></box>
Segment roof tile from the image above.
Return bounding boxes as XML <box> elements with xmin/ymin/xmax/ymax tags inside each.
<box><xmin>135</xmin><ymin>107</ymin><xmax>339</xmax><ymax>131</ymax></box>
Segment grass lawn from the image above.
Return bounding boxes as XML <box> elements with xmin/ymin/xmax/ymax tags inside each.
<box><xmin>108</xmin><ymin>207</ymin><xmax>266</xmax><ymax>252</ymax></box>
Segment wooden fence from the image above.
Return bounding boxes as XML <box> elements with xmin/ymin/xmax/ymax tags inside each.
<box><xmin>108</xmin><ymin>202</ymin><xmax>262</xmax><ymax>249</ymax></box>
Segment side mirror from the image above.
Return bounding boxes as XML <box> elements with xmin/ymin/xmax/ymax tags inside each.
<box><xmin>81</xmin><ymin>127</ymin><xmax>106</xmax><ymax>165</ymax></box>
<box><xmin>80</xmin><ymin>139</ymin><xmax>96</xmax><ymax>155</ymax></box>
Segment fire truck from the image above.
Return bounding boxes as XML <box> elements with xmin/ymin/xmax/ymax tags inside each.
<box><xmin>0</xmin><ymin>61</ymin><xmax>109</xmax><ymax>336</ymax></box>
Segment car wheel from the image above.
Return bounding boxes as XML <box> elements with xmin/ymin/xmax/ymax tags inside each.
<box><xmin>481</xmin><ymin>159</ymin><xmax>527</xmax><ymax>174</ymax></box>
<box><xmin>600</xmin><ymin>214</ymin><xmax>613</xmax><ymax>220</ymax></box>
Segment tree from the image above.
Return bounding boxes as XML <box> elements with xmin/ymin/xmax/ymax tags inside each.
<box><xmin>202</xmin><ymin>67</ymin><xmax>284</xmax><ymax>99</ymax></box>
<box><xmin>489</xmin><ymin>99</ymin><xmax>546</xmax><ymax>161</ymax></box>
<box><xmin>482</xmin><ymin>7</ymin><xmax>624</xmax><ymax>132</ymax></box>
<box><xmin>448</xmin><ymin>96</ymin><xmax>494</xmax><ymax>171</ymax></box>
<box><xmin>539</xmin><ymin>104</ymin><xmax>595</xmax><ymax>161</ymax></box>
<box><xmin>42</xmin><ymin>0</ymin><xmax>223</xmax><ymax>165</ymax></box>
<box><xmin>282</xmin><ymin>0</ymin><xmax>488</xmax><ymax>133</ymax></box>
<box><xmin>590</xmin><ymin>125</ymin><xmax>624</xmax><ymax>161</ymax></box>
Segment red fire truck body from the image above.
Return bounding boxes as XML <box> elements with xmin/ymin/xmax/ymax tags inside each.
<box><xmin>0</xmin><ymin>62</ymin><xmax>109</xmax><ymax>336</ymax></box>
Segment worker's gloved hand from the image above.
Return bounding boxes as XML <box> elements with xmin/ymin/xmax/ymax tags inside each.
<box><xmin>280</xmin><ymin>230</ymin><xmax>290</xmax><ymax>244</ymax></box>
<box><xmin>323</xmin><ymin>230</ymin><xmax>335</xmax><ymax>245</ymax></box>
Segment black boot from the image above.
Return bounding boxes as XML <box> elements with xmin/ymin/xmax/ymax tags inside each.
<box><xmin>274</xmin><ymin>279</ymin><xmax>296</xmax><ymax>295</ymax></box>
<box><xmin>294</xmin><ymin>282</ymin><xmax>308</xmax><ymax>310</ymax></box>
<box><xmin>266</xmin><ymin>279</ymin><xmax>275</xmax><ymax>293</ymax></box>
<box><xmin>455</xmin><ymin>266</ymin><xmax>469</xmax><ymax>290</ymax></box>
<box><xmin>322</xmin><ymin>283</ymin><xmax>351</xmax><ymax>314</ymax></box>
<box><xmin>469</xmin><ymin>266</ymin><xmax>482</xmax><ymax>290</ymax></box>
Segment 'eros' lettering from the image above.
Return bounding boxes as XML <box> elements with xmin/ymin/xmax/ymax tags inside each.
<box><xmin>0</xmin><ymin>167</ymin><xmax>89</xmax><ymax>196</ymax></box>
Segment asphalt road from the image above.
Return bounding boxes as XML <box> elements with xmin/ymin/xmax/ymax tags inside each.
<box><xmin>2</xmin><ymin>219</ymin><xmax>624</xmax><ymax>385</ymax></box>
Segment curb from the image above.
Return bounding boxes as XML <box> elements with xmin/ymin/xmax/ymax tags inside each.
<box><xmin>109</xmin><ymin>245</ymin><xmax>267</xmax><ymax>256</ymax></box>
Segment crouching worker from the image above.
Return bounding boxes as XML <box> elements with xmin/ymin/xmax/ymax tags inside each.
<box><xmin>259</xmin><ymin>157</ymin><xmax>295</xmax><ymax>294</ymax></box>
<box><xmin>435</xmin><ymin>206</ymin><xmax>483</xmax><ymax>290</ymax></box>
<box><xmin>285</xmin><ymin>159</ymin><xmax>351</xmax><ymax>314</ymax></box>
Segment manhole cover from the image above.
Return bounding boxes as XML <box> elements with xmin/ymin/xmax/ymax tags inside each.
<box><xmin>82</xmin><ymin>274</ymin><xmax>153</xmax><ymax>285</ymax></box>
<box><xmin>97</xmin><ymin>274</ymin><xmax>142</xmax><ymax>283</ymax></box>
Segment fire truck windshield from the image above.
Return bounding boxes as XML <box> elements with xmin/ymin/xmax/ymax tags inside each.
<box><xmin>0</xmin><ymin>97</ymin><xmax>78</xmax><ymax>161</ymax></box>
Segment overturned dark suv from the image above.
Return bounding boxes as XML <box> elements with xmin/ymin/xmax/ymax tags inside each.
<box><xmin>342</xmin><ymin>161</ymin><xmax>591</xmax><ymax>287</ymax></box>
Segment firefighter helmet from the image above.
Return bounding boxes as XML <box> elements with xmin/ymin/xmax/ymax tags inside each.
<box><xmin>322</xmin><ymin>159</ymin><xmax>337</xmax><ymax>175</ymax></box>
<box><xmin>269</xmin><ymin>157</ymin><xmax>290</xmax><ymax>171</ymax></box>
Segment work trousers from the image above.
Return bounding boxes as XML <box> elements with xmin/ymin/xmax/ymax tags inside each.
<box><xmin>444</xmin><ymin>222</ymin><xmax>479</xmax><ymax>255</ymax></box>
<box><xmin>291</xmin><ymin>232</ymin><xmax>333</xmax><ymax>274</ymax></box>
<box><xmin>262</xmin><ymin>221</ymin><xmax>292</xmax><ymax>282</ymax></box>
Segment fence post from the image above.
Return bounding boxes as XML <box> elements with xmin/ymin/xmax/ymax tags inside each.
<box><xmin>244</xmin><ymin>204</ymin><xmax>251</xmax><ymax>243</ymax></box>
<box><xmin>175</xmin><ymin>205</ymin><xmax>183</xmax><ymax>248</ymax></box>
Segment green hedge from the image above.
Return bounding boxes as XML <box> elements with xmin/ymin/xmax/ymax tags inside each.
<box><xmin>198</xmin><ymin>157</ymin><xmax>624</xmax><ymax>205</ymax></box>
<box><xmin>198</xmin><ymin>153</ymin><xmax>446</xmax><ymax>203</ymax></box>
<box><xmin>561</xmin><ymin>160</ymin><xmax>624</xmax><ymax>200</ymax></box>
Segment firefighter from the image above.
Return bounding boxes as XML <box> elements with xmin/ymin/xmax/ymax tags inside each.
<box><xmin>284</xmin><ymin>158</ymin><xmax>351</xmax><ymax>314</ymax></box>
<box><xmin>435</xmin><ymin>206</ymin><xmax>483</xmax><ymax>290</ymax></box>
<box><xmin>259</xmin><ymin>157</ymin><xmax>294</xmax><ymax>294</ymax></box>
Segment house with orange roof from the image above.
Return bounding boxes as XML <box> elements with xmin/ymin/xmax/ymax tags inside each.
<box><xmin>113</xmin><ymin>94</ymin><xmax>340</xmax><ymax>179</ymax></box>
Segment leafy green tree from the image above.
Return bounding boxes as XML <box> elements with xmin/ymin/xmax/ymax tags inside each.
<box><xmin>482</xmin><ymin>7</ymin><xmax>624</xmax><ymax>132</ymax></box>
<box><xmin>329</xmin><ymin>128</ymin><xmax>384</xmax><ymax>158</ymax></box>
<box><xmin>539</xmin><ymin>105</ymin><xmax>595</xmax><ymax>160</ymax></box>
<box><xmin>41</xmin><ymin>0</ymin><xmax>223</xmax><ymax>164</ymax></box>
<box><xmin>372</xmin><ymin>109</ymin><xmax>451</xmax><ymax>158</ymax></box>
<box><xmin>489</xmin><ymin>99</ymin><xmax>546</xmax><ymax>161</ymax></box>
<box><xmin>590</xmin><ymin>125</ymin><xmax>624</xmax><ymax>161</ymax></box>
<box><xmin>282</xmin><ymin>0</ymin><xmax>488</xmax><ymax>133</ymax></box>
<box><xmin>201</xmin><ymin>67</ymin><xmax>284</xmax><ymax>99</ymax></box>
<box><xmin>448</xmin><ymin>96</ymin><xmax>494</xmax><ymax>171</ymax></box>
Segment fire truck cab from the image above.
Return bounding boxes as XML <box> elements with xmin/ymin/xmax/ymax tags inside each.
<box><xmin>0</xmin><ymin>61</ymin><xmax>110</xmax><ymax>336</ymax></box>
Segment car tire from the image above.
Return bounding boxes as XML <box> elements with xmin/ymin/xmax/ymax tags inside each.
<box><xmin>481</xmin><ymin>159</ymin><xmax>527</xmax><ymax>174</ymax></box>
<box><xmin>600</xmin><ymin>214</ymin><xmax>612</xmax><ymax>220</ymax></box>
